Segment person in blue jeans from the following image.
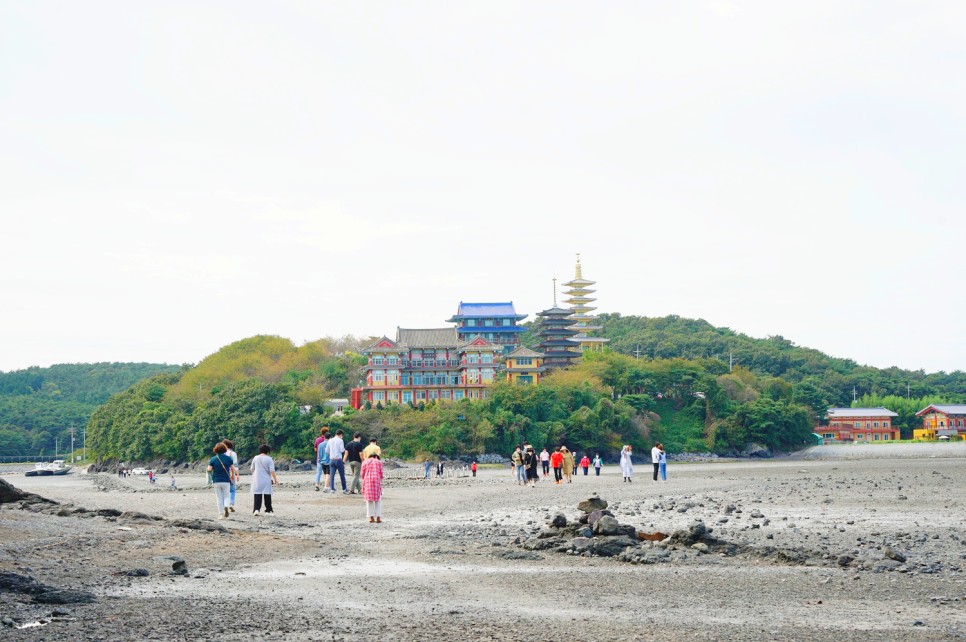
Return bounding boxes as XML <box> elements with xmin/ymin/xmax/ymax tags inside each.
<box><xmin>314</xmin><ymin>427</ymin><xmax>330</xmax><ymax>492</ymax></box>
<box><xmin>424</xmin><ymin>459</ymin><xmax>432</xmax><ymax>479</ymax></box>
<box><xmin>658</xmin><ymin>443</ymin><xmax>668</xmax><ymax>481</ymax></box>
<box><xmin>222</xmin><ymin>439</ymin><xmax>239</xmax><ymax>512</ymax></box>
<box><xmin>325</xmin><ymin>429</ymin><xmax>348</xmax><ymax>493</ymax></box>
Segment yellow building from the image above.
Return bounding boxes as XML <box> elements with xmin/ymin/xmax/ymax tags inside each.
<box><xmin>504</xmin><ymin>346</ymin><xmax>546</xmax><ymax>385</ymax></box>
<box><xmin>562</xmin><ymin>254</ymin><xmax>609</xmax><ymax>352</ymax></box>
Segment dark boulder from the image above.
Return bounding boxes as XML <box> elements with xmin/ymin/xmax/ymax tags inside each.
<box><xmin>577</xmin><ymin>497</ymin><xmax>608</xmax><ymax>514</ymax></box>
<box><xmin>0</xmin><ymin>478</ymin><xmax>57</xmax><ymax>506</ymax></box>
<box><xmin>588</xmin><ymin>536</ymin><xmax>638</xmax><ymax>557</ymax></box>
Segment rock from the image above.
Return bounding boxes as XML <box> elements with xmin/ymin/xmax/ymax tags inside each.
<box><xmin>592</xmin><ymin>516</ymin><xmax>622</xmax><ymax>536</ymax></box>
<box><xmin>501</xmin><ymin>548</ymin><xmax>544</xmax><ymax>561</ymax></box>
<box><xmin>170</xmin><ymin>519</ymin><xmax>228</xmax><ymax>533</ymax></box>
<box><xmin>743</xmin><ymin>443</ymin><xmax>772</xmax><ymax>458</ymax></box>
<box><xmin>0</xmin><ymin>478</ymin><xmax>57</xmax><ymax>506</ymax></box>
<box><xmin>667</xmin><ymin>521</ymin><xmax>709</xmax><ymax>546</ymax></box>
<box><xmin>115</xmin><ymin>569</ymin><xmax>150</xmax><ymax>577</ymax></box>
<box><xmin>750</xmin><ymin>510</ymin><xmax>764</xmax><ymax>519</ymax></box>
<box><xmin>837</xmin><ymin>555</ymin><xmax>854</xmax><ymax>567</ymax></box>
<box><xmin>96</xmin><ymin>508</ymin><xmax>123</xmax><ymax>517</ymax></box>
<box><xmin>883</xmin><ymin>547</ymin><xmax>907</xmax><ymax>563</ymax></box>
<box><xmin>522</xmin><ymin>537</ymin><xmax>565</xmax><ymax>551</ymax></box>
<box><xmin>587</xmin><ymin>509</ymin><xmax>613</xmax><ymax>526</ymax></box>
<box><xmin>34</xmin><ymin>589</ymin><xmax>96</xmax><ymax>605</ymax></box>
<box><xmin>571</xmin><ymin>537</ymin><xmax>592</xmax><ymax>551</ymax></box>
<box><xmin>691</xmin><ymin>542</ymin><xmax>710</xmax><ymax>554</ymax></box>
<box><xmin>51</xmin><ymin>608</ymin><xmax>71</xmax><ymax>617</ymax></box>
<box><xmin>577</xmin><ymin>497</ymin><xmax>608</xmax><ymax>514</ymax></box>
<box><xmin>549</xmin><ymin>514</ymin><xmax>567</xmax><ymax>528</ymax></box>
<box><xmin>172</xmin><ymin>560</ymin><xmax>189</xmax><ymax>575</ymax></box>
<box><xmin>119</xmin><ymin>511</ymin><xmax>157</xmax><ymax>522</ymax></box>
<box><xmin>588</xmin><ymin>536</ymin><xmax>638</xmax><ymax>557</ymax></box>
<box><xmin>575</xmin><ymin>527</ymin><xmax>593</xmax><ymax>538</ymax></box>
<box><xmin>190</xmin><ymin>568</ymin><xmax>210</xmax><ymax>579</ymax></box>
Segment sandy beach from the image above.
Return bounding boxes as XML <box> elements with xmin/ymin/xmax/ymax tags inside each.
<box><xmin>2</xmin><ymin>443</ymin><xmax>965</xmax><ymax>641</ymax></box>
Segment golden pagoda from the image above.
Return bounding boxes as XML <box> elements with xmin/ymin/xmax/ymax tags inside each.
<box><xmin>562</xmin><ymin>254</ymin><xmax>609</xmax><ymax>352</ymax></box>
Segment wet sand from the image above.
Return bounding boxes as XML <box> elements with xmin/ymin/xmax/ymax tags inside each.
<box><xmin>2</xmin><ymin>444</ymin><xmax>965</xmax><ymax>641</ymax></box>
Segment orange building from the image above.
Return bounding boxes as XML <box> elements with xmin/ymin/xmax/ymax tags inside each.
<box><xmin>822</xmin><ymin>408</ymin><xmax>899</xmax><ymax>442</ymax></box>
<box><xmin>351</xmin><ymin>328</ymin><xmax>501</xmax><ymax>409</ymax></box>
<box><xmin>914</xmin><ymin>404</ymin><xmax>966</xmax><ymax>440</ymax></box>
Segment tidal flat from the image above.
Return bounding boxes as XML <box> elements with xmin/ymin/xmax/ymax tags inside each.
<box><xmin>2</xmin><ymin>444</ymin><xmax>965</xmax><ymax>641</ymax></box>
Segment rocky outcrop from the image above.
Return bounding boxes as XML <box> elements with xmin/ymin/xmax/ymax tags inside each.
<box><xmin>0</xmin><ymin>478</ymin><xmax>57</xmax><ymax>506</ymax></box>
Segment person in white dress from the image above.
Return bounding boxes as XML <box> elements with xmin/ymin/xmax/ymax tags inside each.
<box><xmin>250</xmin><ymin>444</ymin><xmax>279</xmax><ymax>516</ymax></box>
<box><xmin>619</xmin><ymin>445</ymin><xmax>634</xmax><ymax>483</ymax></box>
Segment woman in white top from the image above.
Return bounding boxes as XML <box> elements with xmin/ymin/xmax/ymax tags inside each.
<box><xmin>651</xmin><ymin>444</ymin><xmax>662</xmax><ymax>482</ymax></box>
<box><xmin>619</xmin><ymin>445</ymin><xmax>634</xmax><ymax>483</ymax></box>
<box><xmin>251</xmin><ymin>444</ymin><xmax>279</xmax><ymax>516</ymax></box>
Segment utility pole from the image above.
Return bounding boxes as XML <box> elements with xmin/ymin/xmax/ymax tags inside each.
<box><xmin>852</xmin><ymin>386</ymin><xmax>858</xmax><ymax>402</ymax></box>
<box><xmin>907</xmin><ymin>383</ymin><xmax>910</xmax><ymax>398</ymax></box>
<box><xmin>633</xmin><ymin>345</ymin><xmax>644</xmax><ymax>359</ymax></box>
<box><xmin>70</xmin><ymin>425</ymin><xmax>75</xmax><ymax>462</ymax></box>
<box><xmin>729</xmin><ymin>352</ymin><xmax>737</xmax><ymax>372</ymax></box>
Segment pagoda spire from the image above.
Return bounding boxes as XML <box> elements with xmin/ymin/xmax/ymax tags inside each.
<box><xmin>562</xmin><ymin>255</ymin><xmax>609</xmax><ymax>352</ymax></box>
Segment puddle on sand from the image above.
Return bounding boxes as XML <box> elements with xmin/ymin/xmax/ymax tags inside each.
<box><xmin>17</xmin><ymin>621</ymin><xmax>48</xmax><ymax>629</ymax></box>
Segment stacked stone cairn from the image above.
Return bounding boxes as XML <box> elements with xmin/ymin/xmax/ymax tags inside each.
<box><xmin>520</xmin><ymin>495</ymin><xmax>728</xmax><ymax>564</ymax></box>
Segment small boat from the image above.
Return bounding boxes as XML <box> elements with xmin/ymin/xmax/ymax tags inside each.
<box><xmin>24</xmin><ymin>460</ymin><xmax>72</xmax><ymax>477</ymax></box>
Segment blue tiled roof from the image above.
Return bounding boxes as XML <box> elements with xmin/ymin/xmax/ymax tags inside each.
<box><xmin>448</xmin><ymin>302</ymin><xmax>527</xmax><ymax>320</ymax></box>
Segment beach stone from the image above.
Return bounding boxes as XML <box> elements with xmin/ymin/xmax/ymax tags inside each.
<box><xmin>549</xmin><ymin>514</ymin><xmax>567</xmax><ymax>528</ymax></box>
<box><xmin>171</xmin><ymin>519</ymin><xmax>227</xmax><ymax>533</ymax></box>
<box><xmin>668</xmin><ymin>521</ymin><xmax>709</xmax><ymax>546</ymax></box>
<box><xmin>837</xmin><ymin>555</ymin><xmax>854</xmax><ymax>567</ymax></box>
<box><xmin>576</xmin><ymin>527</ymin><xmax>593</xmax><ymax>538</ymax></box>
<box><xmin>587</xmin><ymin>509</ymin><xmax>613</xmax><ymax>526</ymax></box>
<box><xmin>190</xmin><ymin>568</ymin><xmax>210</xmax><ymax>579</ymax></box>
<box><xmin>34</xmin><ymin>589</ymin><xmax>96</xmax><ymax>605</ymax></box>
<box><xmin>572</xmin><ymin>537</ymin><xmax>592</xmax><ymax>550</ymax></box>
<box><xmin>691</xmin><ymin>542</ymin><xmax>710</xmax><ymax>554</ymax></box>
<box><xmin>51</xmin><ymin>608</ymin><xmax>71</xmax><ymax>617</ymax></box>
<box><xmin>588</xmin><ymin>536</ymin><xmax>637</xmax><ymax>557</ymax></box>
<box><xmin>117</xmin><ymin>568</ymin><xmax>150</xmax><ymax>577</ymax></box>
<box><xmin>577</xmin><ymin>497</ymin><xmax>608</xmax><ymax>514</ymax></box>
<box><xmin>883</xmin><ymin>547</ymin><xmax>907</xmax><ymax>563</ymax></box>
<box><xmin>172</xmin><ymin>560</ymin><xmax>189</xmax><ymax>575</ymax></box>
<box><xmin>593</xmin><ymin>516</ymin><xmax>621</xmax><ymax>536</ymax></box>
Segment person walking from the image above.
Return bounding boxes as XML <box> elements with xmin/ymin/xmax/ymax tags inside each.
<box><xmin>424</xmin><ymin>458</ymin><xmax>432</xmax><ymax>480</ymax></box>
<box><xmin>550</xmin><ymin>447</ymin><xmax>564</xmax><ymax>484</ymax></box>
<box><xmin>250</xmin><ymin>444</ymin><xmax>279</xmax><ymax>516</ymax></box>
<box><xmin>326</xmin><ymin>429</ymin><xmax>348</xmax><ymax>494</ymax></box>
<box><xmin>619</xmin><ymin>445</ymin><xmax>634</xmax><ymax>483</ymax></box>
<box><xmin>222</xmin><ymin>439</ymin><xmax>239</xmax><ymax>513</ymax></box>
<box><xmin>511</xmin><ymin>446</ymin><xmax>525</xmax><ymax>486</ymax></box>
<box><xmin>540</xmin><ymin>448</ymin><xmax>550</xmax><ymax>477</ymax></box>
<box><xmin>561</xmin><ymin>447</ymin><xmax>575</xmax><ymax>484</ymax></box>
<box><xmin>524</xmin><ymin>445</ymin><xmax>540</xmax><ymax>487</ymax></box>
<box><xmin>168</xmin><ymin>473</ymin><xmax>177</xmax><ymax>490</ymax></box>
<box><xmin>579</xmin><ymin>454</ymin><xmax>591</xmax><ymax>476</ymax></box>
<box><xmin>314</xmin><ymin>427</ymin><xmax>330</xmax><ymax>492</ymax></box>
<box><xmin>363</xmin><ymin>437</ymin><xmax>382</xmax><ymax>459</ymax></box>
<box><xmin>657</xmin><ymin>443</ymin><xmax>668</xmax><ymax>481</ymax></box>
<box><xmin>361</xmin><ymin>453</ymin><xmax>384</xmax><ymax>523</ymax></box>
<box><xmin>436</xmin><ymin>458</ymin><xmax>445</xmax><ymax>478</ymax></box>
<box><xmin>592</xmin><ymin>453</ymin><xmax>603</xmax><ymax>477</ymax></box>
<box><xmin>207</xmin><ymin>442</ymin><xmax>236</xmax><ymax>519</ymax></box>
<box><xmin>346</xmin><ymin>433</ymin><xmax>365</xmax><ymax>494</ymax></box>
<box><xmin>471</xmin><ymin>461</ymin><xmax>477</xmax><ymax>477</ymax></box>
<box><xmin>651</xmin><ymin>443</ymin><xmax>662</xmax><ymax>482</ymax></box>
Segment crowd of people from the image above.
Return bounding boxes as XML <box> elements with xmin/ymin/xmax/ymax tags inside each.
<box><xmin>205</xmin><ymin>428</ymin><xmax>669</xmax><ymax>522</ymax></box>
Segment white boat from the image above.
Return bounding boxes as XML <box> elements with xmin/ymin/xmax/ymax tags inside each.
<box><xmin>24</xmin><ymin>460</ymin><xmax>72</xmax><ymax>477</ymax></box>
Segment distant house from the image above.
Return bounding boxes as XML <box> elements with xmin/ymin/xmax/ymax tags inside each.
<box><xmin>324</xmin><ymin>399</ymin><xmax>350</xmax><ymax>416</ymax></box>
<box><xmin>914</xmin><ymin>404</ymin><xmax>966</xmax><ymax>441</ymax></box>
<box><xmin>823</xmin><ymin>408</ymin><xmax>900</xmax><ymax>443</ymax></box>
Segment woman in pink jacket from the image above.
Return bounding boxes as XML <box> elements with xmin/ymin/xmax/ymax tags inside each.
<box><xmin>361</xmin><ymin>453</ymin><xmax>384</xmax><ymax>523</ymax></box>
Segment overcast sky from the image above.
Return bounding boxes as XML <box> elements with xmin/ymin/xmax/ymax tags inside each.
<box><xmin>1</xmin><ymin>1</ymin><xmax>964</xmax><ymax>375</ymax></box>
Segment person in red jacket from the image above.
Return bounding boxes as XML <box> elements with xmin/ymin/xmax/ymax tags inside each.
<box><xmin>549</xmin><ymin>448</ymin><xmax>564</xmax><ymax>484</ymax></box>
<box><xmin>471</xmin><ymin>461</ymin><xmax>477</xmax><ymax>477</ymax></box>
<box><xmin>579</xmin><ymin>454</ymin><xmax>591</xmax><ymax>476</ymax></box>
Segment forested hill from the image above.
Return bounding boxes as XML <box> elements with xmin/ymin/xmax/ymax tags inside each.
<box><xmin>0</xmin><ymin>362</ymin><xmax>181</xmax><ymax>456</ymax></box>
<box><xmin>594</xmin><ymin>314</ymin><xmax>965</xmax><ymax>405</ymax></box>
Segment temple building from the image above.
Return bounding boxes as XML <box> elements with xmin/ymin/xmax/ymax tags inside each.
<box><xmin>350</xmin><ymin>328</ymin><xmax>501</xmax><ymax>409</ymax></box>
<box><xmin>504</xmin><ymin>346</ymin><xmax>546</xmax><ymax>385</ymax></box>
<box><xmin>534</xmin><ymin>283</ymin><xmax>581</xmax><ymax>370</ymax></box>
<box><xmin>446</xmin><ymin>302</ymin><xmax>527</xmax><ymax>353</ymax></box>
<box><xmin>562</xmin><ymin>254</ymin><xmax>609</xmax><ymax>352</ymax></box>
